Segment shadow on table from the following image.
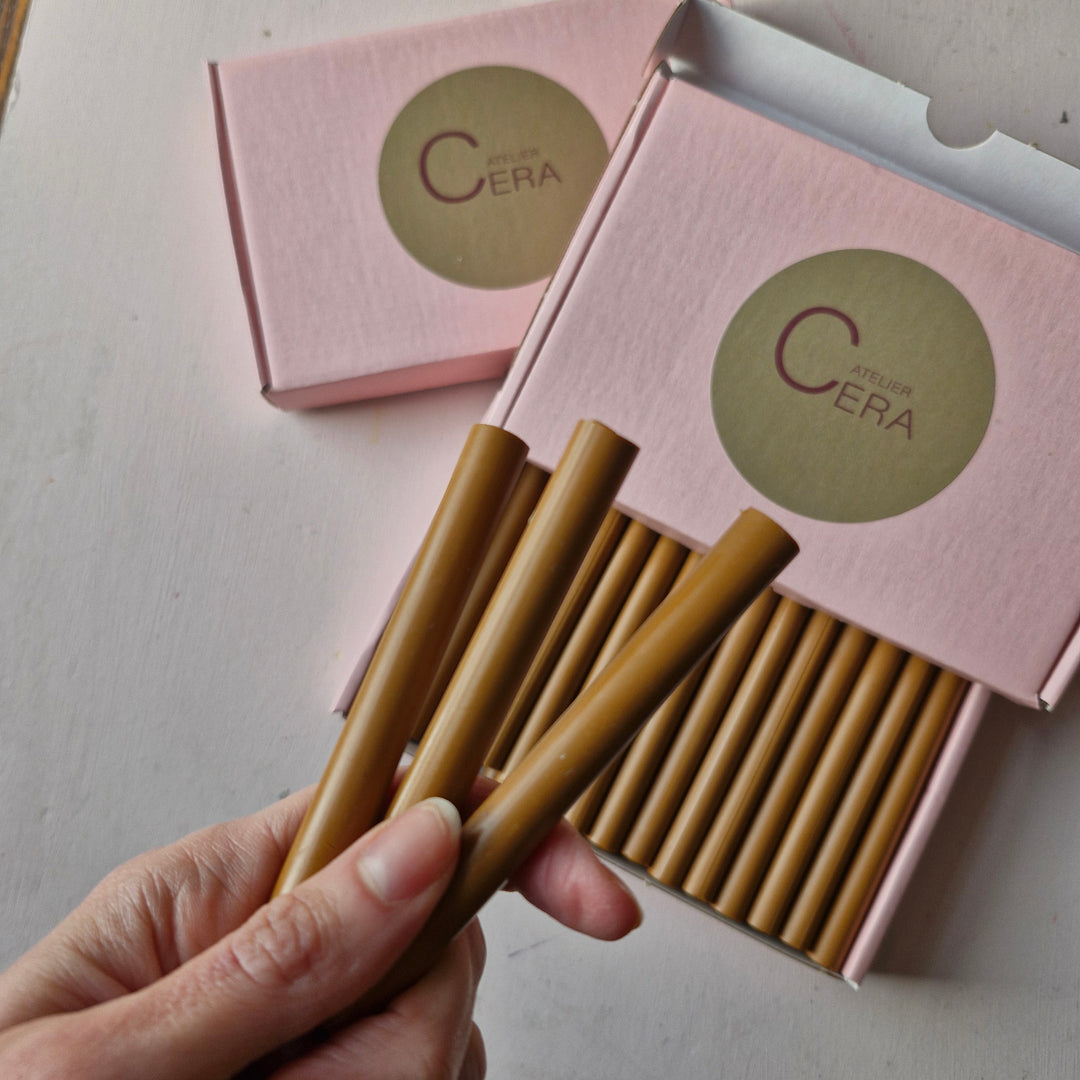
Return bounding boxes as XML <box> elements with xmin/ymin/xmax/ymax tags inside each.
<box><xmin>871</xmin><ymin>677</ymin><xmax>1078</xmax><ymax>979</ymax></box>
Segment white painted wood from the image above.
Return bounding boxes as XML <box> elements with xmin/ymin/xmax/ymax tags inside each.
<box><xmin>2</xmin><ymin>3</ymin><xmax>1078</xmax><ymax>1077</ymax></box>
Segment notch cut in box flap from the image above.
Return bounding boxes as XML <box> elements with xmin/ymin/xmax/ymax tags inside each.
<box><xmin>652</xmin><ymin>0</ymin><xmax>1080</xmax><ymax>255</ymax></box>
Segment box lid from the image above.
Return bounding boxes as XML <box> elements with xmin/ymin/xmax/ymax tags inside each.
<box><xmin>486</xmin><ymin>2</ymin><xmax>1080</xmax><ymax>708</ymax></box>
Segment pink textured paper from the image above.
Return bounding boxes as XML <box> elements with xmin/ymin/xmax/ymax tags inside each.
<box><xmin>499</xmin><ymin>77</ymin><xmax>1080</xmax><ymax>706</ymax></box>
<box><xmin>213</xmin><ymin>0</ymin><xmax>674</xmax><ymax>403</ymax></box>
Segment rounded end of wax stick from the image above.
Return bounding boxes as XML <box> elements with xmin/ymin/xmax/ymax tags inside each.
<box><xmin>681</xmin><ymin>853</ymin><xmax>721</xmax><ymax>902</ymax></box>
<box><xmin>731</xmin><ymin>507</ymin><xmax>799</xmax><ymax>567</ymax></box>
<box><xmin>388</xmin><ymin>420</ymin><xmax>638</xmax><ymax>818</ymax></box>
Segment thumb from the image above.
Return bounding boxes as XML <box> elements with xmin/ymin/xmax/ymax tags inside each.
<box><xmin>60</xmin><ymin>797</ymin><xmax>460</xmax><ymax>1080</ymax></box>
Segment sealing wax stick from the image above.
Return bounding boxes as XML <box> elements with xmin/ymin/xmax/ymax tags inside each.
<box><xmin>779</xmin><ymin>654</ymin><xmax>935</xmax><ymax>950</ymax></box>
<box><xmin>497</xmin><ymin>519</ymin><xmax>657</xmax><ymax>776</ymax></box>
<box><xmin>273</xmin><ymin>424</ymin><xmax>528</xmax><ymax>896</ymax></box>
<box><xmin>808</xmin><ymin>670</ymin><xmax>967</xmax><ymax>970</ymax></box>
<box><xmin>620</xmin><ymin>587</ymin><xmax>778</xmax><ymax>866</ymax></box>
<box><xmin>745</xmin><ymin>639</ymin><xmax>905</xmax><ymax>935</ymax></box>
<box><xmin>648</xmin><ymin>597</ymin><xmax>810</xmax><ymax>887</ymax></box>
<box><xmin>681</xmin><ymin>610</ymin><xmax>840</xmax><ymax>901</ymax></box>
<box><xmin>566</xmin><ymin>537</ymin><xmax>692</xmax><ymax>832</ymax></box>
<box><xmin>484</xmin><ymin>508</ymin><xmax>627</xmax><ymax>772</ymax></box>
<box><xmin>585</xmin><ymin>550</ymin><xmax>704</xmax><ymax>848</ymax></box>
<box><xmin>587</xmin><ymin>643</ymin><xmax>708</xmax><ymax>852</ymax></box>
<box><xmin>388</xmin><ymin>420</ymin><xmax>638</xmax><ymax>817</ymax></box>
<box><xmin>410</xmin><ymin>463</ymin><xmax>549</xmax><ymax>743</ymax></box>
<box><xmin>347</xmin><ymin>508</ymin><xmax>798</xmax><ymax>1017</ymax></box>
<box><xmin>713</xmin><ymin>624</ymin><xmax>873</xmax><ymax>920</ymax></box>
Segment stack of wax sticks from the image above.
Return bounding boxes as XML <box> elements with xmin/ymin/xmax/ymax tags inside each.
<box><xmin>276</xmin><ymin>415</ymin><xmax>963</xmax><ymax>1011</ymax></box>
<box><xmin>275</xmin><ymin>420</ymin><xmax>799</xmax><ymax>1017</ymax></box>
<box><xmin>456</xmin><ymin>464</ymin><xmax>969</xmax><ymax>974</ymax></box>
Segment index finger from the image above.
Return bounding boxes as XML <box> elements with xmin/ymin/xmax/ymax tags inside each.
<box><xmin>465</xmin><ymin>775</ymin><xmax>642</xmax><ymax>941</ymax></box>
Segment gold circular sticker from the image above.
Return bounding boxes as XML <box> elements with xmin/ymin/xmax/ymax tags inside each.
<box><xmin>711</xmin><ymin>250</ymin><xmax>995</xmax><ymax>523</ymax></box>
<box><xmin>379</xmin><ymin>66</ymin><xmax>609</xmax><ymax>289</ymax></box>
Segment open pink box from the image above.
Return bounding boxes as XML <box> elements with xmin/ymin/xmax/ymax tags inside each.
<box><xmin>469</xmin><ymin>0</ymin><xmax>1080</xmax><ymax>983</ymax></box>
<box><xmin>340</xmin><ymin>1</ymin><xmax>1080</xmax><ymax>987</ymax></box>
<box><xmin>209</xmin><ymin>0</ymin><xmax>674</xmax><ymax>408</ymax></box>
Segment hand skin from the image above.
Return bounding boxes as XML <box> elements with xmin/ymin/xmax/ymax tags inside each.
<box><xmin>0</xmin><ymin>785</ymin><xmax>641</xmax><ymax>1080</ymax></box>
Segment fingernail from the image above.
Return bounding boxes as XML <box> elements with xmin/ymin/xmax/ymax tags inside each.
<box><xmin>616</xmin><ymin>876</ymin><xmax>644</xmax><ymax>931</ymax></box>
<box><xmin>357</xmin><ymin>798</ymin><xmax>461</xmax><ymax>904</ymax></box>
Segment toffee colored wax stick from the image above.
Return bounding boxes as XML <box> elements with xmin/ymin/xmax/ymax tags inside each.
<box><xmin>809</xmin><ymin>670</ymin><xmax>967</xmax><ymax>971</ymax></box>
<box><xmin>566</xmin><ymin>537</ymin><xmax>692</xmax><ymax>832</ymax></box>
<box><xmin>588</xmin><ymin>649</ymin><xmax>709</xmax><ymax>852</ymax></box>
<box><xmin>496</xmin><ymin>520</ymin><xmax>658</xmax><ymax>776</ymax></box>
<box><xmin>620</xmin><ymin>587</ymin><xmax>778</xmax><ymax>867</ymax></box>
<box><xmin>484</xmin><ymin>508</ymin><xmax>627</xmax><ymax>772</ymax></box>
<box><xmin>711</xmin><ymin>625</ymin><xmax>873</xmax><ymax>921</ymax></box>
<box><xmin>410</xmin><ymin>463</ymin><xmax>549</xmax><ymax>743</ymax></box>
<box><xmin>349</xmin><ymin>508</ymin><xmax>798</xmax><ymax>1017</ymax></box>
<box><xmin>680</xmin><ymin>610</ymin><xmax>840</xmax><ymax>901</ymax></box>
<box><xmin>648</xmin><ymin>597</ymin><xmax>810</xmax><ymax>887</ymax></box>
<box><xmin>779</xmin><ymin>654</ymin><xmax>934</xmax><ymax>950</ymax></box>
<box><xmin>713</xmin><ymin>624</ymin><xmax>873</xmax><ymax>920</ymax></box>
<box><xmin>388</xmin><ymin>420</ymin><xmax>638</xmax><ymax>817</ymax></box>
<box><xmin>273</xmin><ymin>424</ymin><xmax>528</xmax><ymax>896</ymax></box>
<box><xmin>586</xmin><ymin>552</ymin><xmax>708</xmax><ymax>851</ymax></box>
<box><xmin>745</xmin><ymin>639</ymin><xmax>906</xmax><ymax>935</ymax></box>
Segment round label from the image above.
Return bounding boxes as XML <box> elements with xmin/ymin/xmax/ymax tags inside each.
<box><xmin>378</xmin><ymin>66</ymin><xmax>609</xmax><ymax>289</ymax></box>
<box><xmin>711</xmin><ymin>250</ymin><xmax>995</xmax><ymax>523</ymax></box>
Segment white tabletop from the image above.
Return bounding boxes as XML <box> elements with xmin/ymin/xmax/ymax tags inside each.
<box><xmin>3</xmin><ymin>2</ymin><xmax>1079</xmax><ymax>1077</ymax></box>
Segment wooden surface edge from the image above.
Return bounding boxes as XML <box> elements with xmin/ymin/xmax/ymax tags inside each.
<box><xmin>0</xmin><ymin>0</ymin><xmax>32</xmax><ymax>131</ymax></box>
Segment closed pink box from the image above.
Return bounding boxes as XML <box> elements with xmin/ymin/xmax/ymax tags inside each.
<box><xmin>209</xmin><ymin>0</ymin><xmax>675</xmax><ymax>408</ymax></box>
<box><xmin>470</xmin><ymin>1</ymin><xmax>1080</xmax><ymax>981</ymax></box>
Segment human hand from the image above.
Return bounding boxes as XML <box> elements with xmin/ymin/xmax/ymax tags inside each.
<box><xmin>0</xmin><ymin>785</ymin><xmax>641</xmax><ymax>1079</ymax></box>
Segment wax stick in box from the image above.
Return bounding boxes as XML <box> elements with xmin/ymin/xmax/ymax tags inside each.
<box><xmin>389</xmin><ymin>419</ymin><xmax>638</xmax><ymax>817</ymax></box>
<box><xmin>566</xmin><ymin>536</ymin><xmax>691</xmax><ymax>832</ymax></box>
<box><xmin>497</xmin><ymin>519</ymin><xmax>657</xmax><ymax>777</ymax></box>
<box><xmin>713</xmin><ymin>624</ymin><xmax>873</xmax><ymax>921</ymax></box>
<box><xmin>408</xmin><ymin>463</ymin><xmax>548</xmax><ymax>743</ymax></box>
<box><xmin>587</xmin><ymin>627</ymin><xmax>708</xmax><ymax>852</ymax></box>
<box><xmin>620</xmin><ymin>587</ymin><xmax>778</xmax><ymax>867</ymax></box>
<box><xmin>745</xmin><ymin>639</ymin><xmax>905</xmax><ymax>934</ymax></box>
<box><xmin>347</xmin><ymin>507</ymin><xmax>798</xmax><ymax>1017</ymax></box>
<box><xmin>680</xmin><ymin>610</ymin><xmax>840</xmax><ymax>901</ymax></box>
<box><xmin>648</xmin><ymin>597</ymin><xmax>810</xmax><ymax>887</ymax></box>
<box><xmin>808</xmin><ymin>670</ymin><xmax>967</xmax><ymax>970</ymax></box>
<box><xmin>484</xmin><ymin>508</ymin><xmax>627</xmax><ymax>773</ymax></box>
<box><xmin>780</xmin><ymin>654</ymin><xmax>934</xmax><ymax>950</ymax></box>
<box><xmin>273</xmin><ymin>424</ymin><xmax>528</xmax><ymax>896</ymax></box>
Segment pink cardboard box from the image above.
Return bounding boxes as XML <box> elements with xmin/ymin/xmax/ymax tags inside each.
<box><xmin>210</xmin><ymin>0</ymin><xmax>675</xmax><ymax>408</ymax></box>
<box><xmin>467</xmin><ymin>0</ymin><xmax>1080</xmax><ymax>982</ymax></box>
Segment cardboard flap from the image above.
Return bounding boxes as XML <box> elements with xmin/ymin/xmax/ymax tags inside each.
<box><xmin>655</xmin><ymin>1</ymin><xmax>1080</xmax><ymax>256</ymax></box>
